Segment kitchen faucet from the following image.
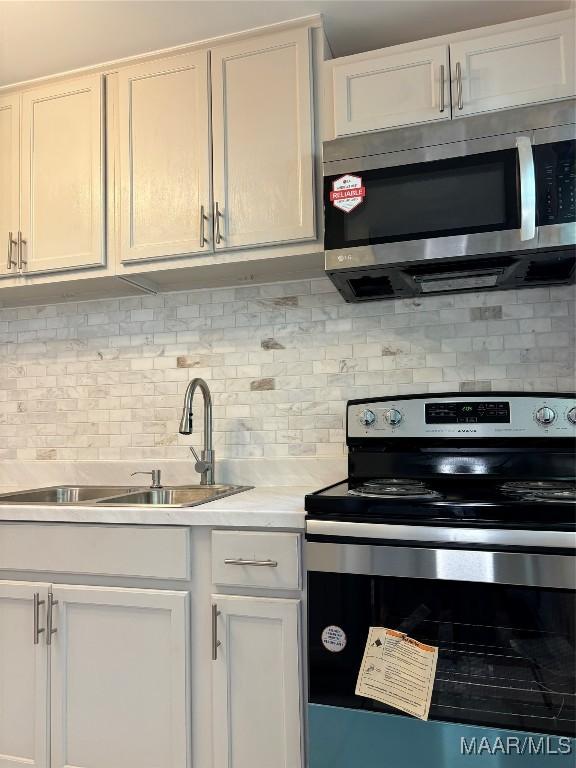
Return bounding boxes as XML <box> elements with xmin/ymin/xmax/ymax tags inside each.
<box><xmin>179</xmin><ymin>377</ymin><xmax>215</xmax><ymax>485</ymax></box>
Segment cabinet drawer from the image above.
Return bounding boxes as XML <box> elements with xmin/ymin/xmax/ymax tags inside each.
<box><xmin>0</xmin><ymin>523</ymin><xmax>190</xmax><ymax>579</ymax></box>
<box><xmin>212</xmin><ymin>531</ymin><xmax>301</xmax><ymax>590</ymax></box>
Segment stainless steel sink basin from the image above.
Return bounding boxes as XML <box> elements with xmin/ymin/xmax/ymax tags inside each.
<box><xmin>0</xmin><ymin>486</ymin><xmax>141</xmax><ymax>504</ymax></box>
<box><xmin>96</xmin><ymin>484</ymin><xmax>250</xmax><ymax>507</ymax></box>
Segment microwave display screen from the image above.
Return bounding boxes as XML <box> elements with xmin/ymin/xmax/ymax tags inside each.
<box><xmin>425</xmin><ymin>401</ymin><xmax>510</xmax><ymax>424</ymax></box>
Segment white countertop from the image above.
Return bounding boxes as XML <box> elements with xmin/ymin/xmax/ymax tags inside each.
<box><xmin>0</xmin><ymin>486</ymin><xmax>313</xmax><ymax>529</ymax></box>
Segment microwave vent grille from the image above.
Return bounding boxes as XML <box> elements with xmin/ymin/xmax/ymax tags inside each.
<box><xmin>524</xmin><ymin>253</ymin><xmax>576</xmax><ymax>283</ymax></box>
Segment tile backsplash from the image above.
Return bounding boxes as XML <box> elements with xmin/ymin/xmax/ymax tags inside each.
<box><xmin>0</xmin><ymin>278</ymin><xmax>574</xmax><ymax>461</ymax></box>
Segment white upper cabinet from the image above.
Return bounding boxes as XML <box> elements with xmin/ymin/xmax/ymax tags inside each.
<box><xmin>450</xmin><ymin>17</ymin><xmax>576</xmax><ymax>116</ymax></box>
<box><xmin>211</xmin><ymin>27</ymin><xmax>316</xmax><ymax>249</ymax></box>
<box><xmin>20</xmin><ymin>74</ymin><xmax>105</xmax><ymax>273</ymax></box>
<box><xmin>331</xmin><ymin>13</ymin><xmax>575</xmax><ymax>136</ymax></box>
<box><xmin>50</xmin><ymin>584</ymin><xmax>189</xmax><ymax>768</ymax></box>
<box><xmin>0</xmin><ymin>581</ymin><xmax>49</xmax><ymax>768</ymax></box>
<box><xmin>0</xmin><ymin>95</ymin><xmax>20</xmax><ymax>279</ymax></box>
<box><xmin>333</xmin><ymin>44</ymin><xmax>450</xmax><ymax>135</ymax></box>
<box><xmin>118</xmin><ymin>52</ymin><xmax>211</xmax><ymax>263</ymax></box>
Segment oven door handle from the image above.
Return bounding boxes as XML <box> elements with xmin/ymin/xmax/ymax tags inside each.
<box><xmin>516</xmin><ymin>136</ymin><xmax>537</xmax><ymax>242</ymax></box>
<box><xmin>306</xmin><ymin>518</ymin><xmax>576</xmax><ymax>551</ymax></box>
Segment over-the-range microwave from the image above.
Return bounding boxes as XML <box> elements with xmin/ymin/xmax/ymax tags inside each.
<box><xmin>323</xmin><ymin>100</ymin><xmax>576</xmax><ymax>301</ymax></box>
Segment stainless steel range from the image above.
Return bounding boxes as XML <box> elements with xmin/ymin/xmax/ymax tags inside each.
<box><xmin>306</xmin><ymin>392</ymin><xmax>576</xmax><ymax>768</ymax></box>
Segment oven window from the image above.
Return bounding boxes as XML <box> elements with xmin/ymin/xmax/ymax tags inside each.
<box><xmin>308</xmin><ymin>572</ymin><xmax>575</xmax><ymax>737</ymax></box>
<box><xmin>324</xmin><ymin>149</ymin><xmax>520</xmax><ymax>250</ymax></box>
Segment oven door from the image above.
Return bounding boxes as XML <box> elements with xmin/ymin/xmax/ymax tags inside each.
<box><xmin>307</xmin><ymin>531</ymin><xmax>576</xmax><ymax>768</ymax></box>
<box><xmin>324</xmin><ymin>131</ymin><xmax>538</xmax><ymax>272</ymax></box>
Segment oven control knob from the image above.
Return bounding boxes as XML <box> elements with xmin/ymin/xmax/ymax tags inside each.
<box><xmin>535</xmin><ymin>406</ymin><xmax>556</xmax><ymax>426</ymax></box>
<box><xmin>567</xmin><ymin>407</ymin><xmax>576</xmax><ymax>425</ymax></box>
<box><xmin>383</xmin><ymin>408</ymin><xmax>403</xmax><ymax>427</ymax></box>
<box><xmin>359</xmin><ymin>409</ymin><xmax>376</xmax><ymax>427</ymax></box>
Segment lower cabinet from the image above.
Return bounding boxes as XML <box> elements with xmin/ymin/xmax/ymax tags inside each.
<box><xmin>211</xmin><ymin>595</ymin><xmax>303</xmax><ymax>768</ymax></box>
<box><xmin>0</xmin><ymin>581</ymin><xmax>49</xmax><ymax>768</ymax></box>
<box><xmin>0</xmin><ymin>580</ymin><xmax>189</xmax><ymax>768</ymax></box>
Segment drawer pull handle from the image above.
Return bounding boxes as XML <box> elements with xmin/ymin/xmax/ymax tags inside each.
<box><xmin>224</xmin><ymin>558</ymin><xmax>278</xmax><ymax>567</ymax></box>
<box><xmin>33</xmin><ymin>592</ymin><xmax>45</xmax><ymax>645</ymax></box>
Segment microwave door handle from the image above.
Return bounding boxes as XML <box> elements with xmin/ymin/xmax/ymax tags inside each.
<box><xmin>516</xmin><ymin>136</ymin><xmax>536</xmax><ymax>242</ymax></box>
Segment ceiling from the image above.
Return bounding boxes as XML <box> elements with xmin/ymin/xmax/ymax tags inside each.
<box><xmin>0</xmin><ymin>0</ymin><xmax>572</xmax><ymax>87</ymax></box>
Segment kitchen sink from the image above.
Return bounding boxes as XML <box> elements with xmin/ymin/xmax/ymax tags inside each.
<box><xmin>0</xmin><ymin>484</ymin><xmax>251</xmax><ymax>507</ymax></box>
<box><xmin>96</xmin><ymin>484</ymin><xmax>250</xmax><ymax>507</ymax></box>
<box><xmin>0</xmin><ymin>486</ymin><xmax>141</xmax><ymax>504</ymax></box>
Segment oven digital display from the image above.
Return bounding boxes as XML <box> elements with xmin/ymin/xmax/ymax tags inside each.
<box><xmin>425</xmin><ymin>401</ymin><xmax>510</xmax><ymax>424</ymax></box>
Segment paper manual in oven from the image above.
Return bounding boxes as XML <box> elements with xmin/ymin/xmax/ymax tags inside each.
<box><xmin>355</xmin><ymin>627</ymin><xmax>438</xmax><ymax>720</ymax></box>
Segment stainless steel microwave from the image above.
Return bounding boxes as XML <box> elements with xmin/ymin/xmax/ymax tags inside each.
<box><xmin>323</xmin><ymin>100</ymin><xmax>576</xmax><ymax>302</ymax></box>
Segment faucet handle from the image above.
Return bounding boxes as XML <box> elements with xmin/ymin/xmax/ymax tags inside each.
<box><xmin>131</xmin><ymin>469</ymin><xmax>162</xmax><ymax>489</ymax></box>
<box><xmin>189</xmin><ymin>446</ymin><xmax>208</xmax><ymax>475</ymax></box>
<box><xmin>189</xmin><ymin>447</ymin><xmax>214</xmax><ymax>483</ymax></box>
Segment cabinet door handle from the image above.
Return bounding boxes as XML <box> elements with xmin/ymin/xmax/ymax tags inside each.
<box><xmin>200</xmin><ymin>205</ymin><xmax>208</xmax><ymax>248</ymax></box>
<box><xmin>6</xmin><ymin>231</ymin><xmax>17</xmax><ymax>270</ymax></box>
<box><xmin>439</xmin><ymin>64</ymin><xmax>445</xmax><ymax>113</ymax></box>
<box><xmin>214</xmin><ymin>202</ymin><xmax>222</xmax><ymax>245</ymax></box>
<box><xmin>47</xmin><ymin>592</ymin><xmax>58</xmax><ymax>645</ymax></box>
<box><xmin>455</xmin><ymin>61</ymin><xmax>463</xmax><ymax>110</ymax></box>
<box><xmin>17</xmin><ymin>231</ymin><xmax>26</xmax><ymax>270</ymax></box>
<box><xmin>33</xmin><ymin>593</ymin><xmax>45</xmax><ymax>645</ymax></box>
<box><xmin>212</xmin><ymin>603</ymin><xmax>221</xmax><ymax>661</ymax></box>
<box><xmin>224</xmin><ymin>558</ymin><xmax>278</xmax><ymax>567</ymax></box>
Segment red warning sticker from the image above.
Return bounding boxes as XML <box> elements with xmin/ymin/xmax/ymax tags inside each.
<box><xmin>330</xmin><ymin>174</ymin><xmax>366</xmax><ymax>213</ymax></box>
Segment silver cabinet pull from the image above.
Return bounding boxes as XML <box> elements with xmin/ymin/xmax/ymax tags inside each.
<box><xmin>199</xmin><ymin>205</ymin><xmax>208</xmax><ymax>248</ymax></box>
<box><xmin>224</xmin><ymin>558</ymin><xmax>278</xmax><ymax>567</ymax></box>
<box><xmin>455</xmin><ymin>62</ymin><xmax>463</xmax><ymax>110</ymax></box>
<box><xmin>6</xmin><ymin>231</ymin><xmax>17</xmax><ymax>270</ymax></box>
<box><xmin>211</xmin><ymin>603</ymin><xmax>221</xmax><ymax>661</ymax></box>
<box><xmin>516</xmin><ymin>136</ymin><xmax>537</xmax><ymax>242</ymax></box>
<box><xmin>439</xmin><ymin>64</ymin><xmax>445</xmax><ymax>113</ymax></box>
<box><xmin>17</xmin><ymin>230</ymin><xmax>26</xmax><ymax>270</ymax></box>
<box><xmin>47</xmin><ymin>592</ymin><xmax>58</xmax><ymax>645</ymax></box>
<box><xmin>214</xmin><ymin>201</ymin><xmax>222</xmax><ymax>245</ymax></box>
<box><xmin>33</xmin><ymin>593</ymin><xmax>45</xmax><ymax>645</ymax></box>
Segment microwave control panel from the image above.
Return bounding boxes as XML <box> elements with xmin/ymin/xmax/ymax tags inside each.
<box><xmin>535</xmin><ymin>140</ymin><xmax>576</xmax><ymax>226</ymax></box>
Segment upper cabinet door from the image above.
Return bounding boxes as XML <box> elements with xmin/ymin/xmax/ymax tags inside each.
<box><xmin>0</xmin><ymin>581</ymin><xmax>49</xmax><ymax>768</ymax></box>
<box><xmin>332</xmin><ymin>44</ymin><xmax>451</xmax><ymax>136</ymax></box>
<box><xmin>211</xmin><ymin>28</ymin><xmax>315</xmax><ymax>249</ymax></box>
<box><xmin>20</xmin><ymin>75</ymin><xmax>105</xmax><ymax>273</ymax></box>
<box><xmin>50</xmin><ymin>585</ymin><xmax>189</xmax><ymax>768</ymax></box>
<box><xmin>0</xmin><ymin>95</ymin><xmax>20</xmax><ymax>279</ymax></box>
<box><xmin>118</xmin><ymin>52</ymin><xmax>211</xmax><ymax>263</ymax></box>
<box><xmin>450</xmin><ymin>17</ymin><xmax>576</xmax><ymax>117</ymax></box>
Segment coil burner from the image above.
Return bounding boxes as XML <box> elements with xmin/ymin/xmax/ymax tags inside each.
<box><xmin>348</xmin><ymin>479</ymin><xmax>442</xmax><ymax>500</ymax></box>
